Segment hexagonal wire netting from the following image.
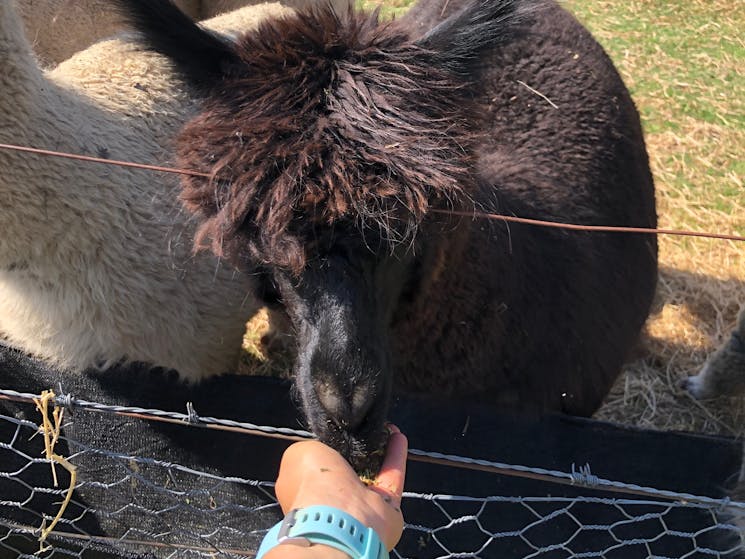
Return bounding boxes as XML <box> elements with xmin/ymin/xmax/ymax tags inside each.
<box><xmin>1</xmin><ymin>388</ymin><xmax>743</xmax><ymax>559</ymax></box>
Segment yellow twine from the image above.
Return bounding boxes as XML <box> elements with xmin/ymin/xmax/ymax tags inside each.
<box><xmin>33</xmin><ymin>390</ymin><xmax>78</xmax><ymax>543</ymax></box>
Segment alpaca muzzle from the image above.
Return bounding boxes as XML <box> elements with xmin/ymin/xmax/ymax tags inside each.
<box><xmin>311</xmin><ymin>369</ymin><xmax>391</xmax><ymax>469</ymax></box>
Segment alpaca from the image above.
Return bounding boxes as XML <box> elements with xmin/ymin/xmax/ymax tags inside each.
<box><xmin>683</xmin><ymin>307</ymin><xmax>745</xmax><ymax>399</ymax></box>
<box><xmin>114</xmin><ymin>0</ymin><xmax>658</xmax><ymax>471</ymax></box>
<box><xmin>200</xmin><ymin>0</ymin><xmax>342</xmax><ymax>18</ymax></box>
<box><xmin>0</xmin><ymin>2</ymin><xmax>310</xmax><ymax>381</ymax></box>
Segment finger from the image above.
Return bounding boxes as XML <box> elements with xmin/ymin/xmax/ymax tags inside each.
<box><xmin>372</xmin><ymin>429</ymin><xmax>408</xmax><ymax>504</ymax></box>
<box><xmin>379</xmin><ymin>426</ymin><xmax>408</xmax><ymax>480</ymax></box>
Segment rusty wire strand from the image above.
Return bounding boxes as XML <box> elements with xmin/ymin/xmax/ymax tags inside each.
<box><xmin>1</xmin><ymin>142</ymin><xmax>743</xmax><ymax>243</ymax></box>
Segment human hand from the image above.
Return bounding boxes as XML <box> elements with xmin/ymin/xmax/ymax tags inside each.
<box><xmin>274</xmin><ymin>424</ymin><xmax>408</xmax><ymax>550</ymax></box>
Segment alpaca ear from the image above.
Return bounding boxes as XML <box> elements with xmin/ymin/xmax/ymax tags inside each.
<box><xmin>415</xmin><ymin>0</ymin><xmax>533</xmax><ymax>75</ymax></box>
<box><xmin>112</xmin><ymin>0</ymin><xmax>240</xmax><ymax>91</ymax></box>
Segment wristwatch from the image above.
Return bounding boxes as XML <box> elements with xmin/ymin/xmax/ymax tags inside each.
<box><xmin>256</xmin><ymin>506</ymin><xmax>389</xmax><ymax>559</ymax></box>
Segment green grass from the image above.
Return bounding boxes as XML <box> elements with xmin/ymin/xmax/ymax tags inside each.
<box><xmin>567</xmin><ymin>0</ymin><xmax>744</xmax><ymax>232</ymax></box>
<box><xmin>361</xmin><ymin>0</ymin><xmax>414</xmax><ymax>18</ymax></box>
<box><xmin>562</xmin><ymin>1</ymin><xmax>744</xmax><ymax>124</ymax></box>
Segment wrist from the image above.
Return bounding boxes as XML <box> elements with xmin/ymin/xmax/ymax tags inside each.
<box><xmin>256</xmin><ymin>506</ymin><xmax>388</xmax><ymax>559</ymax></box>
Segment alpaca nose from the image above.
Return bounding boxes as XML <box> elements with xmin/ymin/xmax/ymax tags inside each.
<box><xmin>314</xmin><ymin>380</ymin><xmax>376</xmax><ymax>431</ymax></box>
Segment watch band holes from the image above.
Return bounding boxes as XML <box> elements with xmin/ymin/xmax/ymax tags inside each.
<box><xmin>314</xmin><ymin>512</ymin><xmax>321</xmax><ymax>521</ymax></box>
<box><xmin>302</xmin><ymin>513</ymin><xmax>309</xmax><ymax>522</ymax></box>
<box><xmin>338</xmin><ymin>519</ymin><xmax>345</xmax><ymax>529</ymax></box>
<box><xmin>326</xmin><ymin>514</ymin><xmax>333</xmax><ymax>523</ymax></box>
<box><xmin>349</xmin><ymin>526</ymin><xmax>356</xmax><ymax>535</ymax></box>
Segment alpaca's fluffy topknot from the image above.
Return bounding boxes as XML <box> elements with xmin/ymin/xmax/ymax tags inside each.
<box><xmin>176</xmin><ymin>6</ymin><xmax>478</xmax><ymax>274</ymax></box>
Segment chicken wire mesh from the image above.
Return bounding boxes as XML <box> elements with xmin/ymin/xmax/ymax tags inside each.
<box><xmin>1</xmin><ymin>388</ymin><xmax>744</xmax><ymax>559</ymax></box>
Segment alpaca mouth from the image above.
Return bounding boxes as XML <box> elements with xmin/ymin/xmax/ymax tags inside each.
<box><xmin>300</xmin><ymin>377</ymin><xmax>392</xmax><ymax>473</ymax></box>
<box><xmin>315</xmin><ymin>413</ymin><xmax>389</xmax><ymax>475</ymax></box>
<box><xmin>303</xmin><ymin>348</ymin><xmax>393</xmax><ymax>473</ymax></box>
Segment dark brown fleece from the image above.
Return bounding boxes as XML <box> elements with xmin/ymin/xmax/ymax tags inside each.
<box><xmin>389</xmin><ymin>0</ymin><xmax>657</xmax><ymax>414</ymax></box>
<box><xmin>176</xmin><ymin>7</ymin><xmax>476</xmax><ymax>274</ymax></box>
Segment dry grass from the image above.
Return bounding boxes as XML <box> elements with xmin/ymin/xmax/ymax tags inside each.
<box><xmin>240</xmin><ymin>0</ymin><xmax>745</xmax><ymax>438</ymax></box>
<box><xmin>567</xmin><ymin>0</ymin><xmax>745</xmax><ymax>436</ymax></box>
<box><xmin>237</xmin><ymin>309</ymin><xmax>294</xmax><ymax>378</ymax></box>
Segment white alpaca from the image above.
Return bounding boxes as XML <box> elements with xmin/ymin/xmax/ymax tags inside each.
<box><xmin>200</xmin><ymin>0</ymin><xmax>339</xmax><ymax>18</ymax></box>
<box><xmin>18</xmin><ymin>0</ymin><xmax>347</xmax><ymax>67</ymax></box>
<box><xmin>0</xmin><ymin>2</ymin><xmax>298</xmax><ymax>380</ymax></box>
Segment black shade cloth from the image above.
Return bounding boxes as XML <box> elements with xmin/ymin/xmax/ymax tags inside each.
<box><xmin>1</xmin><ymin>341</ymin><xmax>742</xmax><ymax>558</ymax></box>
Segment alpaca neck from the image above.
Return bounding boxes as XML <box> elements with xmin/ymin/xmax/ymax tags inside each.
<box><xmin>0</xmin><ymin>2</ymin><xmax>44</xmax><ymax>118</ymax></box>
<box><xmin>0</xmin><ymin>3</ymin><xmax>46</xmax><ymax>267</ymax></box>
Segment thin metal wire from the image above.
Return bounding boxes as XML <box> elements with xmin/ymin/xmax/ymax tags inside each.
<box><xmin>0</xmin><ymin>143</ymin><xmax>211</xmax><ymax>179</ymax></box>
<box><xmin>2</xmin><ymin>407</ymin><xmax>744</xmax><ymax>559</ymax></box>
<box><xmin>430</xmin><ymin>209</ymin><xmax>745</xmax><ymax>243</ymax></box>
<box><xmin>0</xmin><ymin>389</ymin><xmax>311</xmax><ymax>443</ymax></box>
<box><xmin>0</xmin><ymin>521</ymin><xmax>256</xmax><ymax>557</ymax></box>
<box><xmin>1</xmin><ymin>142</ymin><xmax>742</xmax><ymax>243</ymax></box>
<box><xmin>2</xmin><ymin>387</ymin><xmax>744</xmax><ymax>510</ymax></box>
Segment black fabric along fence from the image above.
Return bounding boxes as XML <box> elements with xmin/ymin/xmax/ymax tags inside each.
<box><xmin>1</xmin><ymin>342</ymin><xmax>743</xmax><ymax>558</ymax></box>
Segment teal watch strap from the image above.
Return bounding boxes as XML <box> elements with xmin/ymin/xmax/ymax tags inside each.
<box><xmin>256</xmin><ymin>506</ymin><xmax>389</xmax><ymax>559</ymax></box>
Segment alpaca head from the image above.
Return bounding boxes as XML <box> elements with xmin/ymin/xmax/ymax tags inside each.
<box><xmin>116</xmin><ymin>0</ymin><xmax>527</xmax><ymax>471</ymax></box>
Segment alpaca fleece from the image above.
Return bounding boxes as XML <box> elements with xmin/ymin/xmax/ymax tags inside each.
<box><xmin>177</xmin><ymin>7</ymin><xmax>483</xmax><ymax>274</ymax></box>
<box><xmin>18</xmin><ymin>0</ymin><xmax>201</xmax><ymax>66</ymax></box>
<box><xmin>683</xmin><ymin>307</ymin><xmax>745</xmax><ymax>399</ymax></box>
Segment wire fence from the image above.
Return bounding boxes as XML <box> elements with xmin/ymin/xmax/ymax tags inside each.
<box><xmin>1</xmin><ymin>387</ymin><xmax>744</xmax><ymax>559</ymax></box>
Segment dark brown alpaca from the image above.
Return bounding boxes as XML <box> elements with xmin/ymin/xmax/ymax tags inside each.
<box><xmin>115</xmin><ymin>0</ymin><xmax>658</xmax><ymax>471</ymax></box>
